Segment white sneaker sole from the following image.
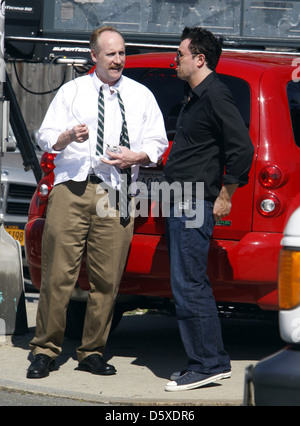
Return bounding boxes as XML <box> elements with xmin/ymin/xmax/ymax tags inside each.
<box><xmin>165</xmin><ymin>372</ymin><xmax>229</xmax><ymax>392</ymax></box>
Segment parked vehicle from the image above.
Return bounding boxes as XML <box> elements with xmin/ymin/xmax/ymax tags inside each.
<box><xmin>244</xmin><ymin>207</ymin><xmax>300</xmax><ymax>406</ymax></box>
<box><xmin>1</xmin><ymin>128</ymin><xmax>38</xmax><ymax>287</ymax></box>
<box><xmin>24</xmin><ymin>50</ymin><xmax>300</xmax><ymax>336</ymax></box>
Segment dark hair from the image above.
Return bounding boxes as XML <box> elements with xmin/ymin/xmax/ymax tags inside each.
<box><xmin>181</xmin><ymin>27</ymin><xmax>222</xmax><ymax>71</ymax></box>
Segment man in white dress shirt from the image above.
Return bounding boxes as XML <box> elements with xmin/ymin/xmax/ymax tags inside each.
<box><xmin>27</xmin><ymin>26</ymin><xmax>168</xmax><ymax>379</ymax></box>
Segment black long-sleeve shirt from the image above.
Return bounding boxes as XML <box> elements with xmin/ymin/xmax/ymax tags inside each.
<box><xmin>163</xmin><ymin>72</ymin><xmax>254</xmax><ymax>202</ymax></box>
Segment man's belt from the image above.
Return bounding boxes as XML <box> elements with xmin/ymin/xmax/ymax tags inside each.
<box><xmin>87</xmin><ymin>174</ymin><xmax>102</xmax><ymax>184</ymax></box>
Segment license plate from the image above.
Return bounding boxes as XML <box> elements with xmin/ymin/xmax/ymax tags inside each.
<box><xmin>4</xmin><ymin>226</ymin><xmax>25</xmax><ymax>246</ymax></box>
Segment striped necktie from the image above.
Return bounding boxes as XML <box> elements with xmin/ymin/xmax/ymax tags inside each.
<box><xmin>117</xmin><ymin>90</ymin><xmax>130</xmax><ymax>149</ymax></box>
<box><xmin>96</xmin><ymin>86</ymin><xmax>104</xmax><ymax>155</ymax></box>
<box><xmin>116</xmin><ymin>90</ymin><xmax>132</xmax><ymax>226</ymax></box>
<box><xmin>96</xmin><ymin>87</ymin><xmax>130</xmax><ymax>153</ymax></box>
<box><xmin>96</xmin><ymin>87</ymin><xmax>131</xmax><ymax>225</ymax></box>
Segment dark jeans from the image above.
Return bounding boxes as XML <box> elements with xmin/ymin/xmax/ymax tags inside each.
<box><xmin>165</xmin><ymin>200</ymin><xmax>231</xmax><ymax>374</ymax></box>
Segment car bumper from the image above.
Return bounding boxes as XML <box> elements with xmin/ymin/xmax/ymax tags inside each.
<box><xmin>25</xmin><ymin>217</ymin><xmax>281</xmax><ymax>308</ymax></box>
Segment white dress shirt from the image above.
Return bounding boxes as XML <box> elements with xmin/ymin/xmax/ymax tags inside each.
<box><xmin>38</xmin><ymin>71</ymin><xmax>168</xmax><ymax>189</ymax></box>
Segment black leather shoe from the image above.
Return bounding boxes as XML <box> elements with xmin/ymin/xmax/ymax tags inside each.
<box><xmin>27</xmin><ymin>354</ymin><xmax>55</xmax><ymax>379</ymax></box>
<box><xmin>78</xmin><ymin>354</ymin><xmax>116</xmax><ymax>375</ymax></box>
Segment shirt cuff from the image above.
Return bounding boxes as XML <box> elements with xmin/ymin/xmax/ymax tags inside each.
<box><xmin>38</xmin><ymin>132</ymin><xmax>64</xmax><ymax>154</ymax></box>
<box><xmin>223</xmin><ymin>174</ymin><xmax>249</xmax><ymax>188</ymax></box>
<box><xmin>140</xmin><ymin>145</ymin><xmax>161</xmax><ymax>165</ymax></box>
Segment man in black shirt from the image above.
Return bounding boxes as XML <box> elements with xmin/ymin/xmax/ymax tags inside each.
<box><xmin>164</xmin><ymin>27</ymin><xmax>254</xmax><ymax>392</ymax></box>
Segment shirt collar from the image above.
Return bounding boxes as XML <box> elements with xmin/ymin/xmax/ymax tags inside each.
<box><xmin>192</xmin><ymin>71</ymin><xmax>217</xmax><ymax>98</ymax></box>
<box><xmin>92</xmin><ymin>70</ymin><xmax>124</xmax><ymax>94</ymax></box>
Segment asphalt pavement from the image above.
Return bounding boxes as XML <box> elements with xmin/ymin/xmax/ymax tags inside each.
<box><xmin>0</xmin><ymin>293</ymin><xmax>285</xmax><ymax>406</ymax></box>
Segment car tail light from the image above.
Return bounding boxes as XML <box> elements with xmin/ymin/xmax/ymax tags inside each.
<box><xmin>40</xmin><ymin>152</ymin><xmax>56</xmax><ymax>175</ymax></box>
<box><xmin>37</xmin><ymin>176</ymin><xmax>53</xmax><ymax>203</ymax></box>
<box><xmin>256</xmin><ymin>194</ymin><xmax>281</xmax><ymax>217</ymax></box>
<box><xmin>278</xmin><ymin>248</ymin><xmax>300</xmax><ymax>310</ymax></box>
<box><xmin>258</xmin><ymin>165</ymin><xmax>283</xmax><ymax>189</ymax></box>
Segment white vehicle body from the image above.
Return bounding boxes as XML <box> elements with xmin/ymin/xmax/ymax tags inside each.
<box><xmin>244</xmin><ymin>207</ymin><xmax>300</xmax><ymax>406</ymax></box>
<box><xmin>279</xmin><ymin>207</ymin><xmax>300</xmax><ymax>344</ymax></box>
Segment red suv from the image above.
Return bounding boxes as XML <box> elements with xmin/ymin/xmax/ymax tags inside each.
<box><xmin>25</xmin><ymin>50</ymin><xmax>300</xmax><ymax>335</ymax></box>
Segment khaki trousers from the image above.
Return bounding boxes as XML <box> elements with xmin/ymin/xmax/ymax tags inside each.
<box><xmin>29</xmin><ymin>180</ymin><xmax>134</xmax><ymax>362</ymax></box>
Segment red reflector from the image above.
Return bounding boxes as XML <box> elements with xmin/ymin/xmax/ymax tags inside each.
<box><xmin>259</xmin><ymin>166</ymin><xmax>283</xmax><ymax>189</ymax></box>
<box><xmin>40</xmin><ymin>152</ymin><xmax>56</xmax><ymax>175</ymax></box>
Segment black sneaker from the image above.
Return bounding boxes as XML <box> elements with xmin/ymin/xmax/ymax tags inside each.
<box><xmin>165</xmin><ymin>370</ymin><xmax>225</xmax><ymax>392</ymax></box>
<box><xmin>170</xmin><ymin>369</ymin><xmax>231</xmax><ymax>381</ymax></box>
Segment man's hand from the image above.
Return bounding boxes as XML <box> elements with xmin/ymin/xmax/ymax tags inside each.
<box><xmin>101</xmin><ymin>146</ymin><xmax>150</xmax><ymax>168</ymax></box>
<box><xmin>70</xmin><ymin>124</ymin><xmax>89</xmax><ymax>143</ymax></box>
<box><xmin>53</xmin><ymin>124</ymin><xmax>89</xmax><ymax>151</ymax></box>
<box><xmin>213</xmin><ymin>184</ymin><xmax>238</xmax><ymax>222</ymax></box>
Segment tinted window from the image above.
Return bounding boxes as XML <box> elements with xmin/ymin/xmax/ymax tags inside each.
<box><xmin>219</xmin><ymin>74</ymin><xmax>251</xmax><ymax>128</ymax></box>
<box><xmin>123</xmin><ymin>68</ymin><xmax>185</xmax><ymax>139</ymax></box>
<box><xmin>123</xmin><ymin>68</ymin><xmax>251</xmax><ymax>136</ymax></box>
<box><xmin>287</xmin><ymin>81</ymin><xmax>300</xmax><ymax>148</ymax></box>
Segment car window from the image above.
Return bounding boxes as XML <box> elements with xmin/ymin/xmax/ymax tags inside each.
<box><xmin>123</xmin><ymin>68</ymin><xmax>185</xmax><ymax>139</ymax></box>
<box><xmin>287</xmin><ymin>81</ymin><xmax>300</xmax><ymax>148</ymax></box>
<box><xmin>219</xmin><ymin>74</ymin><xmax>251</xmax><ymax>128</ymax></box>
<box><xmin>123</xmin><ymin>68</ymin><xmax>251</xmax><ymax>136</ymax></box>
